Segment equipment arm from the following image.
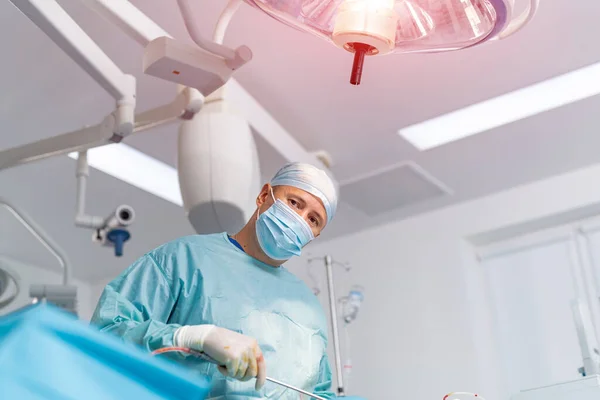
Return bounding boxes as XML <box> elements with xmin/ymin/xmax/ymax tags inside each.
<box><xmin>0</xmin><ymin>198</ymin><xmax>71</xmax><ymax>285</ymax></box>
<box><xmin>3</xmin><ymin>0</ymin><xmax>137</xmax><ymax>170</ymax></box>
<box><xmin>80</xmin><ymin>0</ymin><xmax>172</xmax><ymax>46</ymax></box>
<box><xmin>9</xmin><ymin>0</ymin><xmax>135</xmax><ymax>104</ymax></box>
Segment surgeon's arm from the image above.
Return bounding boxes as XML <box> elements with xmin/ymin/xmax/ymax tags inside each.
<box><xmin>92</xmin><ymin>250</ymin><xmax>268</xmax><ymax>389</ymax></box>
<box><xmin>90</xmin><ymin>253</ymin><xmax>181</xmax><ymax>351</ymax></box>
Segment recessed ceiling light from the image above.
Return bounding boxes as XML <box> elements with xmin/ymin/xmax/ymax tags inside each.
<box><xmin>68</xmin><ymin>144</ymin><xmax>182</xmax><ymax>206</ymax></box>
<box><xmin>399</xmin><ymin>62</ymin><xmax>600</xmax><ymax>150</ymax></box>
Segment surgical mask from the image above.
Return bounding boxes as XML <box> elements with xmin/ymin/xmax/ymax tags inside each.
<box><xmin>256</xmin><ymin>189</ymin><xmax>315</xmax><ymax>260</ymax></box>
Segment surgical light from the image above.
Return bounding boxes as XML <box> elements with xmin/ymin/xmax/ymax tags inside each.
<box><xmin>243</xmin><ymin>0</ymin><xmax>538</xmax><ymax>84</ymax></box>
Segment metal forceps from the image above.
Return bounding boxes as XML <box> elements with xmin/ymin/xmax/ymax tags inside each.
<box><xmin>192</xmin><ymin>349</ymin><xmax>328</xmax><ymax>400</ymax></box>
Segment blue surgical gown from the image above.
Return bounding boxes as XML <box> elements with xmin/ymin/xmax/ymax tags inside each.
<box><xmin>91</xmin><ymin>233</ymin><xmax>335</xmax><ymax>400</ymax></box>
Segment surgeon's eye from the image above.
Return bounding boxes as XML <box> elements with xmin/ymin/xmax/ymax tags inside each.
<box><xmin>309</xmin><ymin>216</ymin><xmax>319</xmax><ymax>227</ymax></box>
<box><xmin>289</xmin><ymin>199</ymin><xmax>299</xmax><ymax>208</ymax></box>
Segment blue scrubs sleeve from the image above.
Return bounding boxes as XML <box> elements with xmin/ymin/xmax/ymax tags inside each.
<box><xmin>90</xmin><ymin>253</ymin><xmax>181</xmax><ymax>352</ymax></box>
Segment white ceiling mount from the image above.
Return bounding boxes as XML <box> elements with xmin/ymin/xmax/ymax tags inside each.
<box><xmin>1</xmin><ymin>0</ymin><xmax>331</xmax><ymax>183</ymax></box>
<box><xmin>0</xmin><ymin>0</ymin><xmax>249</xmax><ymax>170</ymax></box>
<box><xmin>83</xmin><ymin>0</ymin><xmax>252</xmax><ymax>92</ymax></box>
<box><xmin>311</xmin><ymin>150</ymin><xmax>335</xmax><ymax>169</ymax></box>
<box><xmin>143</xmin><ymin>37</ymin><xmax>249</xmax><ymax>97</ymax></box>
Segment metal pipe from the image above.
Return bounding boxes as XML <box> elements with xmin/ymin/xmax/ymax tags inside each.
<box><xmin>0</xmin><ymin>198</ymin><xmax>71</xmax><ymax>285</ymax></box>
<box><xmin>0</xmin><ymin>116</ymin><xmax>115</xmax><ymax>172</ymax></box>
<box><xmin>176</xmin><ymin>0</ymin><xmax>237</xmax><ymax>60</ymax></box>
<box><xmin>325</xmin><ymin>255</ymin><xmax>345</xmax><ymax>396</ymax></box>
<box><xmin>177</xmin><ymin>0</ymin><xmax>251</xmax><ymax>70</ymax></box>
<box><xmin>0</xmin><ymin>261</ymin><xmax>20</xmax><ymax>310</ymax></box>
<box><xmin>76</xmin><ymin>151</ymin><xmax>88</xmax><ymax>218</ymax></box>
<box><xmin>8</xmin><ymin>0</ymin><xmax>132</xmax><ymax>101</ymax></box>
<box><xmin>74</xmin><ymin>151</ymin><xmax>104</xmax><ymax>229</ymax></box>
<box><xmin>213</xmin><ymin>0</ymin><xmax>243</xmax><ymax>44</ymax></box>
<box><xmin>81</xmin><ymin>0</ymin><xmax>173</xmax><ymax>46</ymax></box>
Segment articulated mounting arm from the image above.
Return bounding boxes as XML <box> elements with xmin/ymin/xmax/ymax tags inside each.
<box><xmin>0</xmin><ymin>198</ymin><xmax>78</xmax><ymax>314</ymax></box>
<box><xmin>1</xmin><ymin>0</ymin><xmax>331</xmax><ymax>174</ymax></box>
<box><xmin>2</xmin><ymin>0</ymin><xmax>137</xmax><ymax>170</ymax></box>
<box><xmin>1</xmin><ymin>0</ymin><xmax>243</xmax><ymax>172</ymax></box>
<box><xmin>75</xmin><ymin>150</ymin><xmax>136</xmax><ymax>257</ymax></box>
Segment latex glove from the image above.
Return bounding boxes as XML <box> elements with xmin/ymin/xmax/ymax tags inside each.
<box><xmin>174</xmin><ymin>325</ymin><xmax>266</xmax><ymax>390</ymax></box>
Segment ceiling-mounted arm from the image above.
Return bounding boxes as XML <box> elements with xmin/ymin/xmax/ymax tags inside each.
<box><xmin>85</xmin><ymin>0</ymin><xmax>240</xmax><ymax>60</ymax></box>
<box><xmin>0</xmin><ymin>198</ymin><xmax>71</xmax><ymax>285</ymax></box>
<box><xmin>212</xmin><ymin>0</ymin><xmax>244</xmax><ymax>44</ymax></box>
<box><xmin>496</xmin><ymin>0</ymin><xmax>540</xmax><ymax>40</ymax></box>
<box><xmin>80</xmin><ymin>0</ymin><xmax>172</xmax><ymax>47</ymax></box>
<box><xmin>0</xmin><ymin>0</ymin><xmax>202</xmax><ymax>171</ymax></box>
<box><xmin>134</xmin><ymin>86</ymin><xmax>204</xmax><ymax>132</ymax></box>
<box><xmin>176</xmin><ymin>0</ymin><xmax>250</xmax><ymax>70</ymax></box>
<box><xmin>1</xmin><ymin>0</ymin><xmax>327</xmax><ymax>179</ymax></box>
<box><xmin>2</xmin><ymin>0</ymin><xmax>137</xmax><ymax>170</ymax></box>
<box><xmin>8</xmin><ymin>0</ymin><xmax>136</xmax><ymax>117</ymax></box>
<box><xmin>82</xmin><ymin>0</ymin><xmax>250</xmax><ymax>107</ymax></box>
<box><xmin>81</xmin><ymin>0</ymin><xmax>251</xmax><ymax>75</ymax></box>
<box><xmin>0</xmin><ymin>200</ymin><xmax>78</xmax><ymax>314</ymax></box>
<box><xmin>0</xmin><ymin>88</ymin><xmax>204</xmax><ymax>171</ymax></box>
<box><xmin>78</xmin><ymin>1</ymin><xmax>207</xmax><ymax>121</ymax></box>
<box><xmin>81</xmin><ymin>0</ymin><xmax>240</xmax><ymax>113</ymax></box>
<box><xmin>0</xmin><ymin>116</ymin><xmax>116</xmax><ymax>170</ymax></box>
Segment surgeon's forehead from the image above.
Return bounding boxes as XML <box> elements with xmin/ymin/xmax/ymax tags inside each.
<box><xmin>275</xmin><ymin>185</ymin><xmax>327</xmax><ymax>219</ymax></box>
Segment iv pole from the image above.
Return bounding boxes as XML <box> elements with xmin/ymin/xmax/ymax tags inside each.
<box><xmin>325</xmin><ymin>255</ymin><xmax>345</xmax><ymax>396</ymax></box>
<box><xmin>309</xmin><ymin>255</ymin><xmax>350</xmax><ymax>396</ymax></box>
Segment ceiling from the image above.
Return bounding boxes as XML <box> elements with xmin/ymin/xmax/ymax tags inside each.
<box><xmin>2</xmin><ymin>0</ymin><xmax>600</xmax><ymax>283</ymax></box>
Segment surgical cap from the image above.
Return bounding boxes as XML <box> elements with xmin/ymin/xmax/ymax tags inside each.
<box><xmin>271</xmin><ymin>162</ymin><xmax>338</xmax><ymax>223</ymax></box>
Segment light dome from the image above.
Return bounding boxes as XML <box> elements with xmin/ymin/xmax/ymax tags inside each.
<box><xmin>244</xmin><ymin>0</ymin><xmax>530</xmax><ymax>84</ymax></box>
<box><xmin>178</xmin><ymin>99</ymin><xmax>261</xmax><ymax>235</ymax></box>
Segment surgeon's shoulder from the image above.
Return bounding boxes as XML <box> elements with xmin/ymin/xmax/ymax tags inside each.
<box><xmin>146</xmin><ymin>233</ymin><xmax>227</xmax><ymax>273</ymax></box>
<box><xmin>151</xmin><ymin>233</ymin><xmax>225</xmax><ymax>253</ymax></box>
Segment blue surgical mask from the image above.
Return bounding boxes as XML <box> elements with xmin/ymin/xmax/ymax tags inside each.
<box><xmin>256</xmin><ymin>190</ymin><xmax>315</xmax><ymax>261</ymax></box>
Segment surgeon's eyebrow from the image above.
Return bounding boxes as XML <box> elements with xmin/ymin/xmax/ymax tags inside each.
<box><xmin>286</xmin><ymin>190</ymin><xmax>326</xmax><ymax>225</ymax></box>
<box><xmin>297</xmin><ymin>194</ymin><xmax>325</xmax><ymax>225</ymax></box>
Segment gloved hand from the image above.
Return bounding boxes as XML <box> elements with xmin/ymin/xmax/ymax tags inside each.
<box><xmin>174</xmin><ymin>325</ymin><xmax>267</xmax><ymax>390</ymax></box>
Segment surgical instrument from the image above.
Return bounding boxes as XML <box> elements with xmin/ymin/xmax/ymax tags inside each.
<box><xmin>152</xmin><ymin>347</ymin><xmax>328</xmax><ymax>400</ymax></box>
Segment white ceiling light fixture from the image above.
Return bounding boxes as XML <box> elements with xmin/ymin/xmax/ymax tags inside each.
<box><xmin>67</xmin><ymin>145</ymin><xmax>183</xmax><ymax>207</ymax></box>
<box><xmin>399</xmin><ymin>61</ymin><xmax>600</xmax><ymax>151</ymax></box>
<box><xmin>244</xmin><ymin>0</ymin><xmax>539</xmax><ymax>84</ymax></box>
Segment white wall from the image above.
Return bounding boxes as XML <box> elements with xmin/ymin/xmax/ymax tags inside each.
<box><xmin>86</xmin><ymin>162</ymin><xmax>600</xmax><ymax>400</ymax></box>
<box><xmin>281</xmin><ymin>162</ymin><xmax>600</xmax><ymax>400</ymax></box>
<box><xmin>0</xmin><ymin>256</ymin><xmax>94</xmax><ymax>320</ymax></box>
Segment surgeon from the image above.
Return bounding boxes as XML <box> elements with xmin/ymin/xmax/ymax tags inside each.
<box><xmin>91</xmin><ymin>162</ymin><xmax>365</xmax><ymax>400</ymax></box>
